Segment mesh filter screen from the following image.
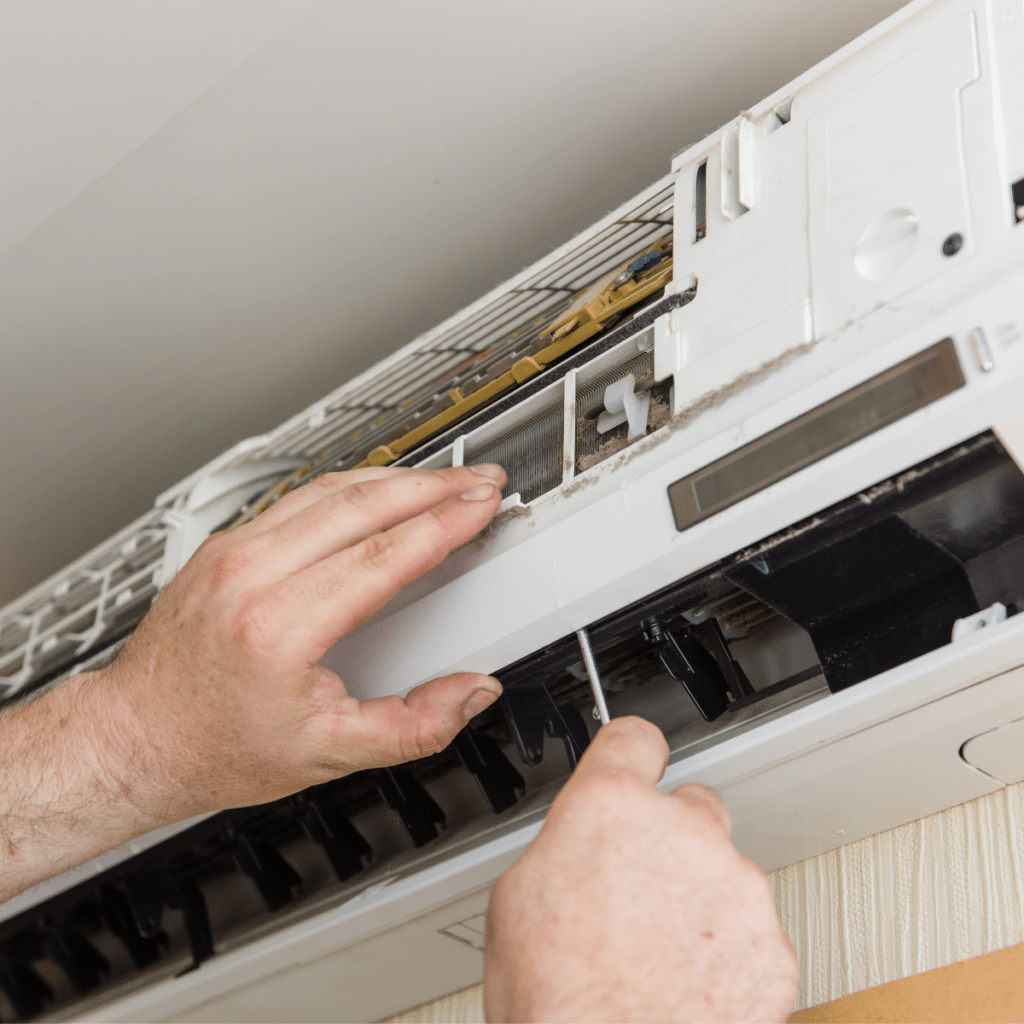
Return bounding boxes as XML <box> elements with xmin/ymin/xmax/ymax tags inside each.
<box><xmin>467</xmin><ymin>404</ymin><xmax>563</xmax><ymax>504</ymax></box>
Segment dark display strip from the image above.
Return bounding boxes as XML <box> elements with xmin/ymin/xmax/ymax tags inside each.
<box><xmin>667</xmin><ymin>339</ymin><xmax>964</xmax><ymax>532</ymax></box>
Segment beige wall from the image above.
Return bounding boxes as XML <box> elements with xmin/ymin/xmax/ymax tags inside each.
<box><xmin>385</xmin><ymin>780</ymin><xmax>1024</xmax><ymax>1021</ymax></box>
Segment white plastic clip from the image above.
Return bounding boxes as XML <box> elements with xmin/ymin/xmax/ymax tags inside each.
<box><xmin>951</xmin><ymin>602</ymin><xmax>1007</xmax><ymax>642</ymax></box>
<box><xmin>597</xmin><ymin>373</ymin><xmax>650</xmax><ymax>440</ymax></box>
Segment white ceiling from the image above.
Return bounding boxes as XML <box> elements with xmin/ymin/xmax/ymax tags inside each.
<box><xmin>0</xmin><ymin>0</ymin><xmax>910</xmax><ymax>607</ymax></box>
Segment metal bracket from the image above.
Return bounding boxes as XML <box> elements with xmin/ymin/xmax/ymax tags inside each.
<box><xmin>122</xmin><ymin>869</ymin><xmax>215</xmax><ymax>974</ymax></box>
<box><xmin>289</xmin><ymin>793</ymin><xmax>372</xmax><ymax>882</ymax></box>
<box><xmin>453</xmin><ymin>728</ymin><xmax>526</xmax><ymax>814</ymax></box>
<box><xmin>377</xmin><ymin>768</ymin><xmax>447</xmax><ymax>848</ymax></box>
<box><xmin>500</xmin><ymin>682</ymin><xmax>591</xmax><ymax>768</ymax></box>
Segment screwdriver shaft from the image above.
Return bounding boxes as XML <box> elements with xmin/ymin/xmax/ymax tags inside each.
<box><xmin>576</xmin><ymin>627</ymin><xmax>610</xmax><ymax>725</ymax></box>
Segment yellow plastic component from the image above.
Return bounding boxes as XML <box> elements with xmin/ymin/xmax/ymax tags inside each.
<box><xmin>229</xmin><ymin>236</ymin><xmax>673</xmax><ymax>526</ymax></box>
<box><xmin>352</xmin><ymin>237</ymin><xmax>673</xmax><ymax>469</ymax></box>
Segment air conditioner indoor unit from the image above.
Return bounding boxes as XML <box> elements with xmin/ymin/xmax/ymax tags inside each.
<box><xmin>2</xmin><ymin>0</ymin><xmax>1024</xmax><ymax>1019</ymax></box>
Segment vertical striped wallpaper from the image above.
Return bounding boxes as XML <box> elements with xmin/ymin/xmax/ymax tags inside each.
<box><xmin>384</xmin><ymin>780</ymin><xmax>1024</xmax><ymax>1021</ymax></box>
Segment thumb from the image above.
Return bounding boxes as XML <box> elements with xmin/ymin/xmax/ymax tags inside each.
<box><xmin>405</xmin><ymin>671</ymin><xmax>503</xmax><ymax>729</ymax></box>
<box><xmin>332</xmin><ymin>672</ymin><xmax>503</xmax><ymax>768</ymax></box>
<box><xmin>563</xmin><ymin>716</ymin><xmax>669</xmax><ymax>793</ymax></box>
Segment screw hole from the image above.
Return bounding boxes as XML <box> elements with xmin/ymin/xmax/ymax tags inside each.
<box><xmin>942</xmin><ymin>232</ymin><xmax>964</xmax><ymax>257</ymax></box>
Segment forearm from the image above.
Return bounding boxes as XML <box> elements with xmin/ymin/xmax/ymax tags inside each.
<box><xmin>0</xmin><ymin>668</ymin><xmax>170</xmax><ymax>903</ymax></box>
<box><xmin>0</xmin><ymin>465</ymin><xmax>506</xmax><ymax>905</ymax></box>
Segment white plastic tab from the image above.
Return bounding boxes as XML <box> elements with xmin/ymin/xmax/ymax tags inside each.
<box><xmin>497</xmin><ymin>492</ymin><xmax>524</xmax><ymax>514</ymax></box>
<box><xmin>951</xmin><ymin>602</ymin><xmax>1007</xmax><ymax>642</ymax></box>
<box><xmin>720</xmin><ymin>117</ymin><xmax>756</xmax><ymax>220</ymax></box>
<box><xmin>597</xmin><ymin>373</ymin><xmax>651</xmax><ymax>440</ymax></box>
<box><xmin>969</xmin><ymin>327</ymin><xmax>995</xmax><ymax>372</ymax></box>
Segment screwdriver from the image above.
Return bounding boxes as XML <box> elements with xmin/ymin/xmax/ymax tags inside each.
<box><xmin>576</xmin><ymin>627</ymin><xmax>610</xmax><ymax>725</ymax></box>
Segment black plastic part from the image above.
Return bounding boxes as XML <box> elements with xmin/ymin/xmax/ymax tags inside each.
<box><xmin>123</xmin><ymin>870</ymin><xmax>214</xmax><ymax>973</ymax></box>
<box><xmin>96</xmin><ymin>885</ymin><xmax>166</xmax><ymax>969</ymax></box>
<box><xmin>0</xmin><ymin>954</ymin><xmax>52</xmax><ymax>1020</ymax></box>
<box><xmin>377</xmin><ymin>768</ymin><xmax>447</xmax><ymax>848</ymax></box>
<box><xmin>728</xmin><ymin>516</ymin><xmax>979</xmax><ymax>692</ymax></box>
<box><xmin>492</xmin><ymin>436</ymin><xmax>1022</xmax><ymax>718</ymax></box>
<box><xmin>500</xmin><ymin>683</ymin><xmax>591</xmax><ymax>768</ymax></box>
<box><xmin>941</xmin><ymin>232</ymin><xmax>963</xmax><ymax>257</ymax></box>
<box><xmin>641</xmin><ymin>619</ymin><xmax>731</xmax><ymax>721</ymax></box>
<box><xmin>726</xmin><ymin>664</ymin><xmax>823</xmax><ymax>713</ymax></box>
<box><xmin>692</xmin><ymin>618</ymin><xmax>755</xmax><ymax>700</ymax></box>
<box><xmin>1013</xmin><ymin>176</ymin><xmax>1024</xmax><ymax>223</ymax></box>
<box><xmin>122</xmin><ymin>870</ymin><xmax>164</xmax><ymax>940</ymax></box>
<box><xmin>453</xmin><ymin>729</ymin><xmax>526</xmax><ymax>814</ymax></box>
<box><xmin>292</xmin><ymin>796</ymin><xmax>371</xmax><ymax>882</ymax></box>
<box><xmin>229</xmin><ymin>834</ymin><xmax>302</xmax><ymax>912</ymax></box>
<box><xmin>38</xmin><ymin>923</ymin><xmax>109</xmax><ymax>995</ymax></box>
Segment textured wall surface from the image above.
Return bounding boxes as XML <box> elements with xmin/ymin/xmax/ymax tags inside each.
<box><xmin>774</xmin><ymin>780</ymin><xmax>1024</xmax><ymax>1010</ymax></box>
<box><xmin>384</xmin><ymin>985</ymin><xmax>484</xmax><ymax>1024</ymax></box>
<box><xmin>383</xmin><ymin>781</ymin><xmax>1024</xmax><ymax>1021</ymax></box>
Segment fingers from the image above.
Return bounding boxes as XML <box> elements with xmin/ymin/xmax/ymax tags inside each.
<box><xmin>325</xmin><ymin>671</ymin><xmax>503</xmax><ymax>768</ymax></box>
<box><xmin>259</xmin><ymin>488</ymin><xmax>504</xmax><ymax>659</ymax></box>
<box><xmin>667</xmin><ymin>783</ymin><xmax>733</xmax><ymax>836</ymax></box>
<box><xmin>238</xmin><ymin>467</ymin><xmax>404</xmax><ymax>536</ymax></box>
<box><xmin>563</xmin><ymin>716</ymin><xmax>670</xmax><ymax>794</ymax></box>
<box><xmin>551</xmin><ymin>719</ymin><xmax>733</xmax><ymax>839</ymax></box>
<box><xmin>230</xmin><ymin>465</ymin><xmax>507</xmax><ymax>582</ymax></box>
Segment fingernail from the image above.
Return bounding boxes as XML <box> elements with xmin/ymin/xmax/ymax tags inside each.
<box><xmin>469</xmin><ymin>463</ymin><xmax>505</xmax><ymax>483</ymax></box>
<box><xmin>463</xmin><ymin>688</ymin><xmax>499</xmax><ymax>721</ymax></box>
<box><xmin>460</xmin><ymin>483</ymin><xmax>497</xmax><ymax>501</ymax></box>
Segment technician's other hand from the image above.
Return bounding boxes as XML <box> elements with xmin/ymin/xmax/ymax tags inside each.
<box><xmin>484</xmin><ymin>717</ymin><xmax>798</xmax><ymax>1023</ymax></box>
<box><xmin>101</xmin><ymin>464</ymin><xmax>507</xmax><ymax>820</ymax></box>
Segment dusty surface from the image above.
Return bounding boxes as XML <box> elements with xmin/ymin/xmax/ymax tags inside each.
<box><xmin>624</xmin><ymin>339</ymin><xmax>818</xmax><ymax>466</ymax></box>
<box><xmin>576</xmin><ymin>388</ymin><xmax>673</xmax><ymax>472</ymax></box>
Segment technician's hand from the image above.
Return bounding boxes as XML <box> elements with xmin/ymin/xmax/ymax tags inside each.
<box><xmin>0</xmin><ymin>465</ymin><xmax>506</xmax><ymax>902</ymax></box>
<box><xmin>112</xmin><ymin>463</ymin><xmax>508</xmax><ymax>814</ymax></box>
<box><xmin>484</xmin><ymin>717</ymin><xmax>798</xmax><ymax>1023</ymax></box>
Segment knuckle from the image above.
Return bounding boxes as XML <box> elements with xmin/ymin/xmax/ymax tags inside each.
<box><xmin>304</xmin><ymin>472</ymin><xmax>344</xmax><ymax>500</ymax></box>
<box><xmin>411</xmin><ymin>723</ymin><xmax>449</xmax><ymax>758</ymax></box>
<box><xmin>340</xmin><ymin>479</ymin><xmax>382</xmax><ymax>512</ymax></box>
<box><xmin>678</xmin><ymin>798</ymin><xmax>730</xmax><ymax>836</ymax></box>
<box><xmin>391</xmin><ymin>716</ymin><xmax>451</xmax><ymax>762</ymax></box>
<box><xmin>318</xmin><ymin>470</ymin><xmax>348</xmax><ymax>488</ymax></box>
<box><xmin>573</xmin><ymin>765</ymin><xmax>638</xmax><ymax>803</ymax></box>
<box><xmin>194</xmin><ymin>531</ymin><xmax>230</xmax><ymax>561</ymax></box>
<box><xmin>204</xmin><ymin>542</ymin><xmax>256</xmax><ymax>585</ymax></box>
<box><xmin>232</xmin><ymin>596</ymin><xmax>279</xmax><ymax>651</ymax></box>
<box><xmin>389</xmin><ymin>510</ymin><xmax>452</xmax><ymax>569</ymax></box>
<box><xmin>423</xmin><ymin>506</ymin><xmax>455</xmax><ymax>548</ymax></box>
<box><xmin>360</xmin><ymin>531</ymin><xmax>397</xmax><ymax>569</ymax></box>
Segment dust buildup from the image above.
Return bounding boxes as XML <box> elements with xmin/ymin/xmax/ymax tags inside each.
<box><xmin>577</xmin><ymin>379</ymin><xmax>672</xmax><ymax>472</ymax></box>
